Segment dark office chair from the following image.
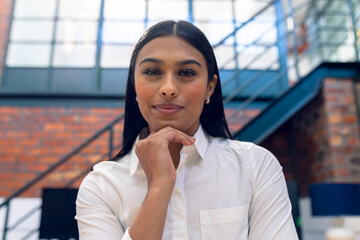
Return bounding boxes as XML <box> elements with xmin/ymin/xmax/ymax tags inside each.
<box><xmin>39</xmin><ymin>188</ymin><xmax>79</xmax><ymax>240</ymax></box>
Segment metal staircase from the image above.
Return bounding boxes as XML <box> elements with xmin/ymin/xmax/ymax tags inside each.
<box><xmin>1</xmin><ymin>0</ymin><xmax>360</xmax><ymax>239</ymax></box>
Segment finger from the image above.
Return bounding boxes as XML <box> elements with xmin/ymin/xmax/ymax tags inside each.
<box><xmin>159</xmin><ymin>129</ymin><xmax>196</xmax><ymax>146</ymax></box>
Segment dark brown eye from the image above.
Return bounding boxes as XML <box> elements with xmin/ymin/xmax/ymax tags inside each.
<box><xmin>179</xmin><ymin>69</ymin><xmax>196</xmax><ymax>77</ymax></box>
<box><xmin>143</xmin><ymin>68</ymin><xmax>161</xmax><ymax>76</ymax></box>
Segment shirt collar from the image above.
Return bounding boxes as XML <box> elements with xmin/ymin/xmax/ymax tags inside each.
<box><xmin>129</xmin><ymin>125</ymin><xmax>209</xmax><ymax>177</ymax></box>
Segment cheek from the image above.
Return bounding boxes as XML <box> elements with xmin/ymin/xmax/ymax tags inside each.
<box><xmin>183</xmin><ymin>82</ymin><xmax>208</xmax><ymax>105</ymax></box>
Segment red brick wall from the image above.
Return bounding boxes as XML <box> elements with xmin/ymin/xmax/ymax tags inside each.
<box><xmin>261</xmin><ymin>121</ymin><xmax>295</xmax><ymax>181</ymax></box>
<box><xmin>0</xmin><ymin>105</ymin><xmax>260</xmax><ymax>198</ymax></box>
<box><xmin>0</xmin><ymin>106</ymin><xmax>124</xmax><ymax>197</ymax></box>
<box><xmin>262</xmin><ymin>77</ymin><xmax>360</xmax><ymax>196</ymax></box>
<box><xmin>0</xmin><ymin>0</ymin><xmax>12</xmax><ymax>81</ymax></box>
<box><xmin>323</xmin><ymin>78</ymin><xmax>360</xmax><ymax>181</ymax></box>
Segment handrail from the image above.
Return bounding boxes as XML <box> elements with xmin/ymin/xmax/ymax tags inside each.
<box><xmin>0</xmin><ymin>113</ymin><xmax>124</xmax><ymax>209</ymax></box>
<box><xmin>1</xmin><ymin>113</ymin><xmax>125</xmax><ymax>240</ymax></box>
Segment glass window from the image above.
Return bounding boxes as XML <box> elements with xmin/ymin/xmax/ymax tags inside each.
<box><xmin>58</xmin><ymin>0</ymin><xmax>101</xmax><ymax>20</ymax></box>
<box><xmin>193</xmin><ymin>0</ymin><xmax>232</xmax><ymax>21</ymax></box>
<box><xmin>7</xmin><ymin>43</ymin><xmax>51</xmax><ymax>67</ymax></box>
<box><xmin>234</xmin><ymin>0</ymin><xmax>269</xmax><ymax>22</ymax></box>
<box><xmin>236</xmin><ymin>21</ymin><xmax>276</xmax><ymax>46</ymax></box>
<box><xmin>104</xmin><ymin>0</ymin><xmax>146</xmax><ymax>20</ymax></box>
<box><xmin>237</xmin><ymin>46</ymin><xmax>279</xmax><ymax>70</ymax></box>
<box><xmin>102</xmin><ymin>21</ymin><xmax>145</xmax><ymax>44</ymax></box>
<box><xmin>10</xmin><ymin>20</ymin><xmax>54</xmax><ymax>41</ymax></box>
<box><xmin>148</xmin><ymin>0</ymin><xmax>188</xmax><ymax>21</ymax></box>
<box><xmin>13</xmin><ymin>0</ymin><xmax>56</xmax><ymax>18</ymax></box>
<box><xmin>214</xmin><ymin>45</ymin><xmax>236</xmax><ymax>69</ymax></box>
<box><xmin>56</xmin><ymin>20</ymin><xmax>98</xmax><ymax>42</ymax></box>
<box><xmin>53</xmin><ymin>43</ymin><xmax>97</xmax><ymax>67</ymax></box>
<box><xmin>195</xmin><ymin>22</ymin><xmax>234</xmax><ymax>45</ymax></box>
<box><xmin>101</xmin><ymin>45</ymin><xmax>134</xmax><ymax>68</ymax></box>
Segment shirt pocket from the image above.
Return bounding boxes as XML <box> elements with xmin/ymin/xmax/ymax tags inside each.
<box><xmin>200</xmin><ymin>204</ymin><xmax>249</xmax><ymax>240</ymax></box>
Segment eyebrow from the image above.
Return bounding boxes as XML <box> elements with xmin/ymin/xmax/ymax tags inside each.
<box><xmin>139</xmin><ymin>58</ymin><xmax>202</xmax><ymax>68</ymax></box>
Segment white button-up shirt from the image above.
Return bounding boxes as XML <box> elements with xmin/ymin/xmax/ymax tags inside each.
<box><xmin>76</xmin><ymin>126</ymin><xmax>298</xmax><ymax>240</ymax></box>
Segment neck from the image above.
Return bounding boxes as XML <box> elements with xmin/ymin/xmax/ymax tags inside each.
<box><xmin>169</xmin><ymin>142</ymin><xmax>183</xmax><ymax>169</ymax></box>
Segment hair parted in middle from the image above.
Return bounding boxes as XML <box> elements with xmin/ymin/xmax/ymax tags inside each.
<box><xmin>113</xmin><ymin>20</ymin><xmax>233</xmax><ymax>160</ymax></box>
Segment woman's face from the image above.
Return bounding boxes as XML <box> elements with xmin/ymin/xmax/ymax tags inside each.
<box><xmin>134</xmin><ymin>36</ymin><xmax>217</xmax><ymax>136</ymax></box>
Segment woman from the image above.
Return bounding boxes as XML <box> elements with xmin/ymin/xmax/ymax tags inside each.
<box><xmin>76</xmin><ymin>20</ymin><xmax>298</xmax><ymax>240</ymax></box>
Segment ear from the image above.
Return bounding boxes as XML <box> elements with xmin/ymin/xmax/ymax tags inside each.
<box><xmin>206</xmin><ymin>74</ymin><xmax>218</xmax><ymax>98</ymax></box>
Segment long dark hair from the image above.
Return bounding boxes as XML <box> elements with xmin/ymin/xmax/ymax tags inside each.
<box><xmin>113</xmin><ymin>20</ymin><xmax>233</xmax><ymax>159</ymax></box>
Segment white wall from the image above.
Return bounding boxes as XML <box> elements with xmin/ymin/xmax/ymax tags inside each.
<box><xmin>0</xmin><ymin>197</ymin><xmax>40</xmax><ymax>240</ymax></box>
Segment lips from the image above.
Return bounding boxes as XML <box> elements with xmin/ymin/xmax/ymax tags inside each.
<box><xmin>153</xmin><ymin>103</ymin><xmax>183</xmax><ymax>114</ymax></box>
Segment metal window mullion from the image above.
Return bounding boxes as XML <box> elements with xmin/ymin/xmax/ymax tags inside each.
<box><xmin>95</xmin><ymin>0</ymin><xmax>105</xmax><ymax>91</ymax></box>
<box><xmin>347</xmin><ymin>0</ymin><xmax>359</xmax><ymax>61</ymax></box>
<box><xmin>145</xmin><ymin>0</ymin><xmax>149</xmax><ymax>30</ymax></box>
<box><xmin>188</xmin><ymin>0</ymin><xmax>193</xmax><ymax>23</ymax></box>
<box><xmin>47</xmin><ymin>0</ymin><xmax>60</xmax><ymax>91</ymax></box>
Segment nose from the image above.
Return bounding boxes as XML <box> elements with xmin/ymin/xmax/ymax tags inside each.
<box><xmin>159</xmin><ymin>74</ymin><xmax>178</xmax><ymax>98</ymax></box>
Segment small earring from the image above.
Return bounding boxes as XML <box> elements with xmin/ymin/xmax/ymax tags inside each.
<box><xmin>135</xmin><ymin>97</ymin><xmax>138</xmax><ymax>102</ymax></box>
<box><xmin>205</xmin><ymin>97</ymin><xmax>210</xmax><ymax>104</ymax></box>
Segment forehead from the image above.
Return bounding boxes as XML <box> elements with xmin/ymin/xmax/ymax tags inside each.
<box><xmin>135</xmin><ymin>36</ymin><xmax>206</xmax><ymax>66</ymax></box>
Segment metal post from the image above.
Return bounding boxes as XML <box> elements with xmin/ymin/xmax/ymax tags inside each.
<box><xmin>95</xmin><ymin>0</ymin><xmax>105</xmax><ymax>90</ymax></box>
<box><xmin>347</xmin><ymin>0</ymin><xmax>359</xmax><ymax>61</ymax></box>
<box><xmin>2</xmin><ymin>203</ymin><xmax>10</xmax><ymax>240</ymax></box>
<box><xmin>47</xmin><ymin>0</ymin><xmax>60</xmax><ymax>91</ymax></box>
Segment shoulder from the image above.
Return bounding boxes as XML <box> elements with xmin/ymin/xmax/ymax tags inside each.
<box><xmin>78</xmin><ymin>154</ymin><xmax>132</xmax><ymax>195</ymax></box>
<box><xmin>209</xmin><ymin>137</ymin><xmax>276</xmax><ymax>161</ymax></box>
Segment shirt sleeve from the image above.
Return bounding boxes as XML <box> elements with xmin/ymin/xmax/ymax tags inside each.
<box><xmin>75</xmin><ymin>172</ymin><xmax>133</xmax><ymax>240</ymax></box>
<box><xmin>248</xmin><ymin>145</ymin><xmax>299</xmax><ymax>240</ymax></box>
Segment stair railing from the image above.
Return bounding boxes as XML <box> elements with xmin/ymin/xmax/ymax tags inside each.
<box><xmin>0</xmin><ymin>114</ymin><xmax>124</xmax><ymax>240</ymax></box>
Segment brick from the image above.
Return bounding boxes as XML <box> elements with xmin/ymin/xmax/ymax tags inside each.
<box><xmin>0</xmin><ymin>139</ymin><xmax>17</xmax><ymax>145</ymax></box>
<box><xmin>342</xmin><ymin>95</ymin><xmax>355</xmax><ymax>104</ymax></box>
<box><xmin>0</xmin><ymin>107</ymin><xmax>20</xmax><ymax>114</ymax></box>
<box><xmin>329</xmin><ymin>135</ymin><xmax>343</xmax><ymax>146</ymax></box>
<box><xmin>43</xmin><ymin>107</ymin><xmax>66</xmax><ymax>114</ymax></box>
<box><xmin>76</xmin><ymin>132</ymin><xmax>94</xmax><ymax>139</ymax></box>
<box><xmin>328</xmin><ymin>114</ymin><xmax>342</xmax><ymax>124</ymax></box>
<box><xmin>51</xmin><ymin>147</ymin><xmax>73</xmax><ymax>155</ymax></box>
<box><xmin>346</xmin><ymin>137</ymin><xmax>359</xmax><ymax>146</ymax></box>
<box><xmin>90</xmin><ymin>108</ymin><xmax>113</xmax><ymax>114</ymax></box>
<box><xmin>0</xmin><ymin>155</ymin><xmax>15</xmax><ymax>163</ymax></box>
<box><xmin>28</xmin><ymin>164</ymin><xmax>49</xmax><ymax>172</ymax></box>
<box><xmin>67</xmin><ymin>108</ymin><xmax>90</xmax><ymax>114</ymax></box>
<box><xmin>82</xmin><ymin>116</ymin><xmax>101</xmax><ymax>123</ymax></box>
<box><xmin>29</xmin><ymin>132</ymin><xmax>51</xmax><ymax>138</ymax></box>
<box><xmin>6</xmin><ymin>131</ymin><xmax>28</xmax><ymax>138</ymax></box>
<box><xmin>59</xmin><ymin>116</ymin><xmax>78</xmax><ymax>122</ymax></box>
<box><xmin>43</xmin><ymin>139</ymin><xmax>64</xmax><ymax>147</ymax></box>
<box><xmin>2</xmin><ymin>147</ymin><xmax>23</xmax><ymax>155</ymax></box>
<box><xmin>52</xmin><ymin>132</ymin><xmax>73</xmax><ymax>139</ymax></box>
<box><xmin>44</xmin><ymin>123</ymin><xmax>66</xmax><ymax>131</ymax></box>
<box><xmin>344</xmin><ymin>115</ymin><xmax>357</xmax><ymax>124</ymax></box>
<box><xmin>67</xmin><ymin>124</ymin><xmax>89</xmax><ymax>131</ymax></box>
<box><xmin>20</xmin><ymin>107</ymin><xmax>44</xmax><ymax>114</ymax></box>
<box><xmin>28</xmin><ymin>148</ymin><xmax>51</xmax><ymax>156</ymax></box>
<box><xmin>19</xmin><ymin>139</ymin><xmax>40</xmax><ymax>146</ymax></box>
<box><xmin>17</xmin><ymin>155</ymin><xmax>38</xmax><ymax>163</ymax></box>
